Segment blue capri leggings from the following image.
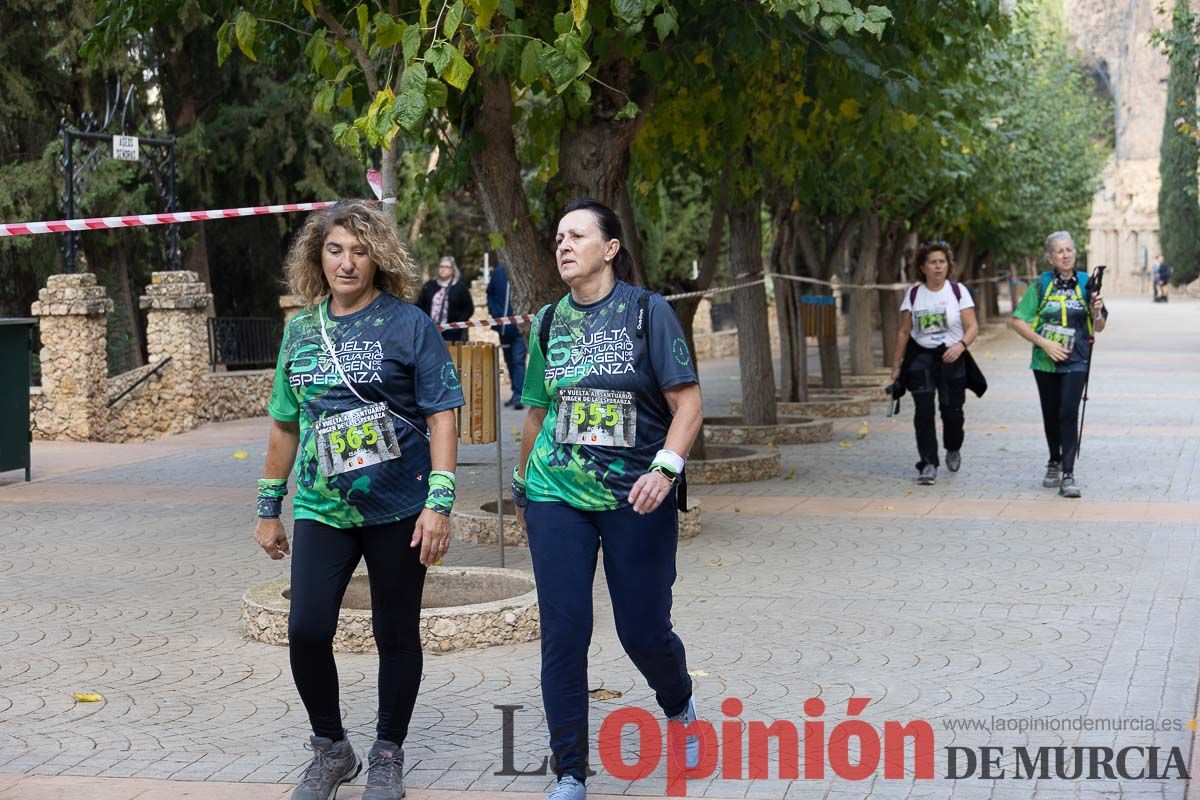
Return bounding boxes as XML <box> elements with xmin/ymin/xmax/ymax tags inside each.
<box><xmin>525</xmin><ymin>498</ymin><xmax>693</xmax><ymax>783</ymax></box>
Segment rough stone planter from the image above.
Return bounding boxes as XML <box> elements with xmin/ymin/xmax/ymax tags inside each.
<box><xmin>242</xmin><ymin>566</ymin><xmax>540</xmax><ymax>653</ymax></box>
<box><xmin>452</xmin><ymin>499</ymin><xmax>701</xmax><ymax>542</ymax></box>
<box><xmin>703</xmin><ymin>415</ymin><xmax>834</xmax><ymax>446</ymax></box>
<box><xmin>679</xmin><ymin>503</ymin><xmax>702</xmax><ymax>540</ymax></box>
<box><xmin>687</xmin><ymin>445</ymin><xmax>781</xmax><ymax>484</ymax></box>
<box><xmin>807</xmin><ymin>385</ymin><xmax>888</xmax><ymax>402</ymax></box>
<box><xmin>730</xmin><ymin>395</ymin><xmax>871</xmax><ymax>419</ymax></box>
<box><xmin>452</xmin><ymin>499</ymin><xmax>526</xmax><ymax>546</ymax></box>
<box><xmin>813</xmin><ymin>372</ymin><xmax>890</xmax><ymax>388</ymax></box>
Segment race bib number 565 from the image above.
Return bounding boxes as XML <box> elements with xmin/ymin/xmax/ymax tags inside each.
<box><xmin>314</xmin><ymin>402</ymin><xmax>401</xmax><ymax>477</ymax></box>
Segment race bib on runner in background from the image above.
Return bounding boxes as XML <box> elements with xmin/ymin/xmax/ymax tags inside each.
<box><xmin>554</xmin><ymin>387</ymin><xmax>637</xmax><ymax>447</ymax></box>
<box><xmin>915</xmin><ymin>305</ymin><xmax>949</xmax><ymax>335</ymax></box>
<box><xmin>1040</xmin><ymin>323</ymin><xmax>1076</xmax><ymax>354</ymax></box>
<box><xmin>314</xmin><ymin>402</ymin><xmax>401</xmax><ymax>477</ymax></box>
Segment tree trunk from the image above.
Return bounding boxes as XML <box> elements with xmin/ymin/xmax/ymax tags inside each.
<box><xmin>467</xmin><ymin>73</ymin><xmax>561</xmax><ymax>313</ymax></box>
<box><xmin>407</xmin><ymin>146</ymin><xmax>440</xmax><ymax>242</ymax></box>
<box><xmin>878</xmin><ymin>226</ymin><xmax>910</xmax><ymax>368</ymax></box>
<box><xmin>85</xmin><ymin>238</ymin><xmax>143</xmax><ymax>373</ymax></box>
<box><xmin>848</xmin><ymin>212</ymin><xmax>881</xmax><ymax>375</ymax></box>
<box><xmin>550</xmin><ymin>56</ymin><xmax>649</xmax><ymax>286</ymax></box>
<box><xmin>769</xmin><ymin>199</ymin><xmax>806</xmax><ymax>402</ymax></box>
<box><xmin>795</xmin><ymin>217</ymin><xmax>853</xmax><ymax>389</ymax></box>
<box><xmin>728</xmin><ymin>193</ymin><xmax>777</xmax><ymax>426</ymax></box>
<box><xmin>676</xmin><ymin>167</ymin><xmax>731</xmax><ymax>460</ymax></box>
<box><xmin>182</xmin><ymin>223</ymin><xmax>215</xmax><ymax>316</ymax></box>
<box><xmin>970</xmin><ymin>250</ymin><xmax>992</xmax><ymax>325</ymax></box>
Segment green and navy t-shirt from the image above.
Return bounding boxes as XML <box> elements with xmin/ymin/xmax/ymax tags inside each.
<box><xmin>1012</xmin><ymin>271</ymin><xmax>1108</xmax><ymax>374</ymax></box>
<box><xmin>268</xmin><ymin>292</ymin><xmax>465</xmax><ymax>528</ymax></box>
<box><xmin>521</xmin><ymin>282</ymin><xmax>698</xmax><ymax>511</ymax></box>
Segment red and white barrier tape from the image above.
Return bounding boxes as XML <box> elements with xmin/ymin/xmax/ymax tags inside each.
<box><xmin>439</xmin><ymin>314</ymin><xmax>535</xmax><ymax>330</ymax></box>
<box><xmin>437</xmin><ymin>271</ymin><xmax>1009</xmax><ymax>332</ymax></box>
<box><xmin>436</xmin><ymin>281</ymin><xmax>768</xmax><ymax>331</ymax></box>
<box><xmin>0</xmin><ymin>201</ymin><xmax>339</xmax><ymax>237</ymax></box>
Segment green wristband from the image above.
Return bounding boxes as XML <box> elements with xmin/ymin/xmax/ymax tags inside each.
<box><xmin>425</xmin><ymin>470</ymin><xmax>456</xmax><ymax>516</ymax></box>
<box><xmin>257</xmin><ymin>478</ymin><xmax>288</xmax><ymax>518</ymax></box>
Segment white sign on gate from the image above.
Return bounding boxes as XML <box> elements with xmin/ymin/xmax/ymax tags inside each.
<box><xmin>112</xmin><ymin>136</ymin><xmax>140</xmax><ymax>161</ymax></box>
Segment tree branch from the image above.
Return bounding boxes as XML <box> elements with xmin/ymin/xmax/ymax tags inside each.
<box><xmin>696</xmin><ymin>158</ymin><xmax>732</xmax><ymax>292</ymax></box>
<box><xmin>314</xmin><ymin>1</ymin><xmax>380</xmax><ymax>93</ymax></box>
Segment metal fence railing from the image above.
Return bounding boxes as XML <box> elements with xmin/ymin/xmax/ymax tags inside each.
<box><xmin>208</xmin><ymin>317</ymin><xmax>282</xmax><ymax>369</ymax></box>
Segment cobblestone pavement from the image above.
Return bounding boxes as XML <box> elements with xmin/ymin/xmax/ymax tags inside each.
<box><xmin>1</xmin><ymin>296</ymin><xmax>1199</xmax><ymax>799</ymax></box>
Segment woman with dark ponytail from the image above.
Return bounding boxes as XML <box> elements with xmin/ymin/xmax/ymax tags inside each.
<box><xmin>512</xmin><ymin>198</ymin><xmax>705</xmax><ymax>800</ymax></box>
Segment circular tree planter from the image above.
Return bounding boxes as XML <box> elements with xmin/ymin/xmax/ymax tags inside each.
<box><xmin>704</xmin><ymin>415</ymin><xmax>834</xmax><ymax>445</ymax></box>
<box><xmin>730</xmin><ymin>395</ymin><xmax>871</xmax><ymax>419</ymax></box>
<box><xmin>452</xmin><ymin>499</ymin><xmax>527</xmax><ymax>546</ymax></box>
<box><xmin>453</xmin><ymin>499</ymin><xmax>702</xmax><ymax>543</ymax></box>
<box><xmin>679</xmin><ymin>502</ymin><xmax>702</xmax><ymax>541</ymax></box>
<box><xmin>242</xmin><ymin>566</ymin><xmax>540</xmax><ymax>653</ymax></box>
<box><xmin>807</xmin><ymin>386</ymin><xmax>889</xmax><ymax>402</ymax></box>
<box><xmin>812</xmin><ymin>372</ymin><xmax>891</xmax><ymax>388</ymax></box>
<box><xmin>687</xmin><ymin>445</ymin><xmax>781</xmax><ymax>484</ymax></box>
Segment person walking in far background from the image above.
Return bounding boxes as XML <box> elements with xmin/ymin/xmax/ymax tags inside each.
<box><xmin>417</xmin><ymin>256</ymin><xmax>474</xmax><ymax>341</ymax></box>
<box><xmin>487</xmin><ymin>262</ymin><xmax>527</xmax><ymax>409</ymax></box>
<box><xmin>1153</xmin><ymin>254</ymin><xmax>1172</xmax><ymax>303</ymax></box>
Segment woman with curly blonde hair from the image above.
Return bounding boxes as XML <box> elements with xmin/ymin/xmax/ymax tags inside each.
<box><xmin>256</xmin><ymin>200</ymin><xmax>464</xmax><ymax>800</ymax></box>
<box><xmin>284</xmin><ymin>201</ymin><xmax>422</xmax><ymax>304</ymax></box>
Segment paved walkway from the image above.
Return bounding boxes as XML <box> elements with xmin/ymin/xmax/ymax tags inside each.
<box><xmin>1</xmin><ymin>295</ymin><xmax>1198</xmax><ymax>799</ymax></box>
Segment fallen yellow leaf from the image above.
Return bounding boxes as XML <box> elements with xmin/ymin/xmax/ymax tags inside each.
<box><xmin>232</xmin><ymin>450</ymin><xmax>248</xmax><ymax>460</ymax></box>
<box><xmin>882</xmin><ymin>505</ymin><xmax>895</xmax><ymax>510</ymax></box>
<box><xmin>688</xmin><ymin>670</ymin><xmax>710</xmax><ymax>677</ymax></box>
<box><xmin>839</xmin><ymin>441</ymin><xmax>852</xmax><ymax>448</ymax></box>
<box><xmin>73</xmin><ymin>692</ymin><xmax>103</xmax><ymax>703</ymax></box>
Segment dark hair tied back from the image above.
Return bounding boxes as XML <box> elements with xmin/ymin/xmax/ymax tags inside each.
<box><xmin>560</xmin><ymin>198</ymin><xmax>637</xmax><ymax>284</ymax></box>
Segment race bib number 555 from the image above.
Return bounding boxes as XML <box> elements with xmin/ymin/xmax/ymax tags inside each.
<box><xmin>314</xmin><ymin>402</ymin><xmax>401</xmax><ymax>478</ymax></box>
<box><xmin>554</xmin><ymin>387</ymin><xmax>637</xmax><ymax>447</ymax></box>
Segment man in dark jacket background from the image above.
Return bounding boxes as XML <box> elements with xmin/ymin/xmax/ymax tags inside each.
<box><xmin>486</xmin><ymin>263</ymin><xmax>526</xmax><ymax>409</ymax></box>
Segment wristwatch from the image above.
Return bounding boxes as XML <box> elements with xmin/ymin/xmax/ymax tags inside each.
<box><xmin>649</xmin><ymin>466</ymin><xmax>677</xmax><ymax>485</ymax></box>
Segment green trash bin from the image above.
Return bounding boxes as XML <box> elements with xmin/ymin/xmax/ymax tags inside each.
<box><xmin>0</xmin><ymin>318</ymin><xmax>37</xmax><ymax>481</ymax></box>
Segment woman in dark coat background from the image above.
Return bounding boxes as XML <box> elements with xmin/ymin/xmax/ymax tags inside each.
<box><xmin>417</xmin><ymin>256</ymin><xmax>474</xmax><ymax>342</ymax></box>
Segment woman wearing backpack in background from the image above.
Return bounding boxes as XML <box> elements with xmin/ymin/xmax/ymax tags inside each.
<box><xmin>890</xmin><ymin>241</ymin><xmax>983</xmax><ymax>486</ymax></box>
<box><xmin>1010</xmin><ymin>231</ymin><xmax>1108</xmax><ymax>498</ymax></box>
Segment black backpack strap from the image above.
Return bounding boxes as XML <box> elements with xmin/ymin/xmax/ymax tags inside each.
<box><xmin>951</xmin><ymin>282</ymin><xmax>962</xmax><ymax>302</ymax></box>
<box><xmin>538</xmin><ymin>301</ymin><xmax>556</xmax><ymax>357</ymax></box>
<box><xmin>636</xmin><ymin>291</ymin><xmax>650</xmax><ymax>339</ymax></box>
<box><xmin>909</xmin><ymin>285</ymin><xmax>919</xmax><ymax>306</ymax></box>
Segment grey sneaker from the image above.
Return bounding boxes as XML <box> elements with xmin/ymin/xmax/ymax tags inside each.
<box><xmin>946</xmin><ymin>451</ymin><xmax>961</xmax><ymax>472</ymax></box>
<box><xmin>292</xmin><ymin>736</ymin><xmax>360</xmax><ymax>800</ymax></box>
<box><xmin>667</xmin><ymin>696</ymin><xmax>702</xmax><ymax>769</ymax></box>
<box><xmin>548</xmin><ymin>774</ymin><xmax>586</xmax><ymax>799</ymax></box>
<box><xmin>1059</xmin><ymin>473</ymin><xmax>1081</xmax><ymax>498</ymax></box>
<box><xmin>917</xmin><ymin>464</ymin><xmax>937</xmax><ymax>485</ymax></box>
<box><xmin>363</xmin><ymin>739</ymin><xmax>405</xmax><ymax>799</ymax></box>
<box><xmin>1042</xmin><ymin>461</ymin><xmax>1061</xmax><ymax>488</ymax></box>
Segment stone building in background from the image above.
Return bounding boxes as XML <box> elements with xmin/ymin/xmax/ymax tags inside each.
<box><xmin>1064</xmin><ymin>0</ymin><xmax>1168</xmax><ymax>294</ymax></box>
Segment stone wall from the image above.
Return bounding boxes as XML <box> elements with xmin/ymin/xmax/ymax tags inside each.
<box><xmin>29</xmin><ymin>270</ymin><xmax>792</xmax><ymax>444</ymax></box>
<box><xmin>1063</xmin><ymin>0</ymin><xmax>1168</xmax><ymax>293</ymax></box>
<box><xmin>31</xmin><ymin>271</ymin><xmax>275</xmax><ymax>444</ymax></box>
<box><xmin>202</xmin><ymin>371</ymin><xmax>274</xmax><ymax>423</ymax></box>
<box><xmin>29</xmin><ymin>274</ymin><xmax>113</xmax><ymax>441</ymax></box>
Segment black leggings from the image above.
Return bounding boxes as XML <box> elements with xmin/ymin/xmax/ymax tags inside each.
<box><xmin>1033</xmin><ymin>371</ymin><xmax>1087</xmax><ymax>474</ymax></box>
<box><xmin>906</xmin><ymin>347</ymin><xmax>966</xmax><ymax>469</ymax></box>
<box><xmin>289</xmin><ymin>516</ymin><xmax>426</xmax><ymax>743</ymax></box>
